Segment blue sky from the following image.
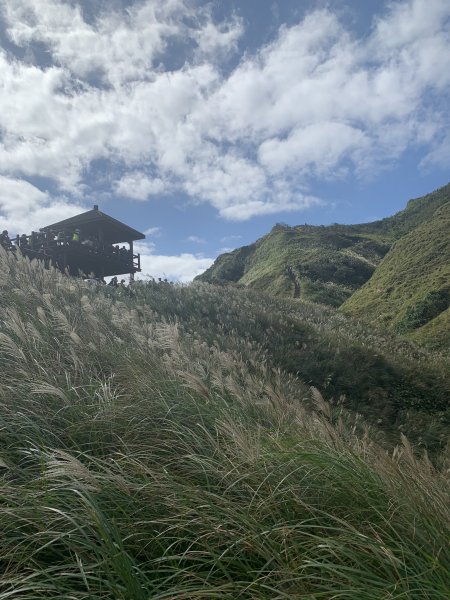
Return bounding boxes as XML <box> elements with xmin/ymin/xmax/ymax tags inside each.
<box><xmin>0</xmin><ymin>0</ymin><xmax>449</xmax><ymax>281</ymax></box>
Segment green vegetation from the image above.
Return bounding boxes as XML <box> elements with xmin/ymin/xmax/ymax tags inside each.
<box><xmin>375</xmin><ymin>183</ymin><xmax>450</xmax><ymax>239</ymax></box>
<box><xmin>1</xmin><ymin>249</ymin><xmax>450</xmax><ymax>598</ymax></box>
<box><xmin>342</xmin><ymin>199</ymin><xmax>450</xmax><ymax>347</ymax></box>
<box><xmin>197</xmin><ymin>183</ymin><xmax>450</xmax><ymax>349</ymax></box>
<box><xmin>126</xmin><ymin>276</ymin><xmax>450</xmax><ymax>453</ymax></box>
<box><xmin>197</xmin><ymin>222</ymin><xmax>391</xmax><ymax>307</ymax></box>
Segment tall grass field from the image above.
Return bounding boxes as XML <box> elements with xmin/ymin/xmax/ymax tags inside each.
<box><xmin>0</xmin><ymin>248</ymin><xmax>449</xmax><ymax>599</ymax></box>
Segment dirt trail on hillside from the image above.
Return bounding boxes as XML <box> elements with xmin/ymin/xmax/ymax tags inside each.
<box><xmin>286</xmin><ymin>265</ymin><xmax>301</xmax><ymax>298</ymax></box>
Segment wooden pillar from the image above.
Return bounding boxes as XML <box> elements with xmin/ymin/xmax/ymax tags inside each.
<box><xmin>63</xmin><ymin>228</ymin><xmax>68</xmax><ymax>274</ymax></box>
<box><xmin>129</xmin><ymin>240</ymin><xmax>134</xmax><ymax>280</ymax></box>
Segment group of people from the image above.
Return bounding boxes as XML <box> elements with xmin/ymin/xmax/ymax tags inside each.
<box><xmin>1</xmin><ymin>227</ymin><xmax>139</xmax><ymax>286</ymax></box>
<box><xmin>2</xmin><ymin>229</ymin><xmax>61</xmax><ymax>251</ymax></box>
<box><xmin>1</xmin><ymin>228</ymin><xmax>133</xmax><ymax>266</ymax></box>
<box><xmin>107</xmin><ymin>276</ymin><xmax>127</xmax><ymax>288</ymax></box>
<box><xmin>83</xmin><ymin>276</ymin><xmax>128</xmax><ymax>288</ymax></box>
<box><xmin>0</xmin><ymin>230</ymin><xmax>13</xmax><ymax>250</ymax></box>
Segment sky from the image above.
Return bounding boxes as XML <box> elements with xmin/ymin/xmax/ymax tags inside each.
<box><xmin>0</xmin><ymin>0</ymin><xmax>449</xmax><ymax>281</ymax></box>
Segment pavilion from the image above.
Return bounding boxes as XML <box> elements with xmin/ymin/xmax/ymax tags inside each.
<box><xmin>16</xmin><ymin>205</ymin><xmax>145</xmax><ymax>279</ymax></box>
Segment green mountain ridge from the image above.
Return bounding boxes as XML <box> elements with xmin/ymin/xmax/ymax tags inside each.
<box><xmin>197</xmin><ymin>183</ymin><xmax>450</xmax><ymax>347</ymax></box>
<box><xmin>342</xmin><ymin>199</ymin><xmax>450</xmax><ymax>347</ymax></box>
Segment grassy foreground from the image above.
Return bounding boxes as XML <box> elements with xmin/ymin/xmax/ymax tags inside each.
<box><xmin>1</xmin><ymin>249</ymin><xmax>450</xmax><ymax>599</ymax></box>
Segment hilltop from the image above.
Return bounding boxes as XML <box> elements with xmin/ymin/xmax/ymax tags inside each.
<box><xmin>197</xmin><ymin>184</ymin><xmax>450</xmax><ymax>347</ymax></box>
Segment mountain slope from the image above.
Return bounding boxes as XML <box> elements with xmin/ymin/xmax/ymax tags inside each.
<box><xmin>198</xmin><ymin>223</ymin><xmax>392</xmax><ymax>306</ymax></box>
<box><xmin>197</xmin><ymin>184</ymin><xmax>450</xmax><ymax>341</ymax></box>
<box><xmin>375</xmin><ymin>182</ymin><xmax>450</xmax><ymax>238</ymax></box>
<box><xmin>341</xmin><ymin>199</ymin><xmax>450</xmax><ymax>347</ymax></box>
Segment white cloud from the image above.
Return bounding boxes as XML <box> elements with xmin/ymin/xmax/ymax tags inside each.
<box><xmin>134</xmin><ymin>240</ymin><xmax>213</xmax><ymax>282</ymax></box>
<box><xmin>0</xmin><ymin>175</ymin><xmax>84</xmax><ymax>234</ymax></box>
<box><xmin>134</xmin><ymin>240</ymin><xmax>157</xmax><ymax>254</ymax></box>
<box><xmin>2</xmin><ymin>0</ymin><xmax>185</xmax><ymax>87</ymax></box>
<box><xmin>0</xmin><ymin>0</ymin><xmax>449</xmax><ymax>226</ymax></box>
<box><xmin>138</xmin><ymin>251</ymin><xmax>213</xmax><ymax>283</ymax></box>
<box><xmin>186</xmin><ymin>235</ymin><xmax>206</xmax><ymax>244</ymax></box>
<box><xmin>218</xmin><ymin>195</ymin><xmax>320</xmax><ymax>221</ymax></box>
<box><xmin>115</xmin><ymin>172</ymin><xmax>168</xmax><ymax>201</ymax></box>
<box><xmin>144</xmin><ymin>226</ymin><xmax>162</xmax><ymax>237</ymax></box>
<box><xmin>0</xmin><ymin>51</ymin><xmax>115</xmax><ymax>191</ymax></box>
<box><xmin>371</xmin><ymin>0</ymin><xmax>450</xmax><ymax>52</ymax></box>
<box><xmin>421</xmin><ymin>132</ymin><xmax>450</xmax><ymax>169</ymax></box>
<box><xmin>194</xmin><ymin>13</ymin><xmax>243</xmax><ymax>60</ymax></box>
<box><xmin>181</xmin><ymin>152</ymin><xmax>273</xmax><ymax>218</ymax></box>
<box><xmin>258</xmin><ymin>122</ymin><xmax>369</xmax><ymax>176</ymax></box>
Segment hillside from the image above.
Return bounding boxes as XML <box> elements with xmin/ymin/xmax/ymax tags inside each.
<box><xmin>197</xmin><ymin>183</ymin><xmax>450</xmax><ymax>312</ymax></box>
<box><xmin>197</xmin><ymin>222</ymin><xmax>391</xmax><ymax>307</ymax></box>
<box><xmin>342</xmin><ymin>199</ymin><xmax>450</xmax><ymax>347</ymax></box>
<box><xmin>1</xmin><ymin>249</ymin><xmax>450</xmax><ymax>598</ymax></box>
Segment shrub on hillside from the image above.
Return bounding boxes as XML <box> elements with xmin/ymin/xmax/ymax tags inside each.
<box><xmin>397</xmin><ymin>288</ymin><xmax>450</xmax><ymax>332</ymax></box>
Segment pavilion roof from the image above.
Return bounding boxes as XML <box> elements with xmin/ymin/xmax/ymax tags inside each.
<box><xmin>40</xmin><ymin>207</ymin><xmax>145</xmax><ymax>244</ymax></box>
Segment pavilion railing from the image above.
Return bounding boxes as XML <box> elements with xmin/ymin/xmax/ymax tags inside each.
<box><xmin>1</xmin><ymin>235</ymin><xmax>141</xmax><ymax>273</ymax></box>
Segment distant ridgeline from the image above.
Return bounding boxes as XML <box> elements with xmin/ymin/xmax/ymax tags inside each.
<box><xmin>196</xmin><ymin>183</ymin><xmax>450</xmax><ymax>349</ymax></box>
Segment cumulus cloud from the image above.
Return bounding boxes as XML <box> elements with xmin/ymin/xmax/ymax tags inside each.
<box><xmin>421</xmin><ymin>132</ymin><xmax>450</xmax><ymax>169</ymax></box>
<box><xmin>258</xmin><ymin>122</ymin><xmax>369</xmax><ymax>176</ymax></box>
<box><xmin>133</xmin><ymin>240</ymin><xmax>213</xmax><ymax>282</ymax></box>
<box><xmin>144</xmin><ymin>226</ymin><xmax>162</xmax><ymax>237</ymax></box>
<box><xmin>0</xmin><ymin>51</ymin><xmax>116</xmax><ymax>191</ymax></box>
<box><xmin>2</xmin><ymin>0</ymin><xmax>185</xmax><ymax>86</ymax></box>
<box><xmin>194</xmin><ymin>12</ymin><xmax>243</xmax><ymax>60</ymax></box>
<box><xmin>115</xmin><ymin>172</ymin><xmax>168</xmax><ymax>201</ymax></box>
<box><xmin>0</xmin><ymin>0</ymin><xmax>449</xmax><ymax>225</ymax></box>
<box><xmin>138</xmin><ymin>251</ymin><xmax>213</xmax><ymax>282</ymax></box>
<box><xmin>0</xmin><ymin>175</ymin><xmax>83</xmax><ymax>234</ymax></box>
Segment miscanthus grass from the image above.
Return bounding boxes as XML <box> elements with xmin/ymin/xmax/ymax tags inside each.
<box><xmin>0</xmin><ymin>249</ymin><xmax>449</xmax><ymax>599</ymax></box>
